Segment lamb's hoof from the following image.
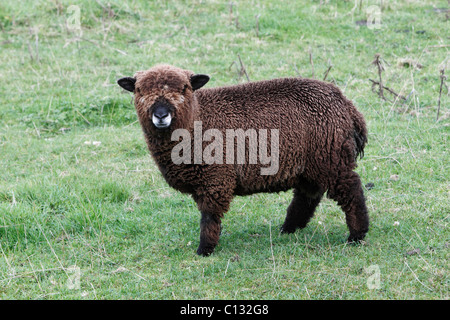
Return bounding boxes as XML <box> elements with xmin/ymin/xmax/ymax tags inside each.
<box><xmin>280</xmin><ymin>225</ymin><xmax>296</xmax><ymax>234</ymax></box>
<box><xmin>196</xmin><ymin>246</ymin><xmax>215</xmax><ymax>257</ymax></box>
<box><xmin>347</xmin><ymin>233</ymin><xmax>366</xmax><ymax>244</ymax></box>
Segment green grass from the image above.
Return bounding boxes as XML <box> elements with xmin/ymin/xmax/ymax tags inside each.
<box><xmin>0</xmin><ymin>0</ymin><xmax>448</xmax><ymax>299</ymax></box>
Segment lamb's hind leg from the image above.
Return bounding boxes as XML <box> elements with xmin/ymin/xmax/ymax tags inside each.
<box><xmin>197</xmin><ymin>212</ymin><xmax>222</xmax><ymax>256</ymax></box>
<box><xmin>328</xmin><ymin>170</ymin><xmax>369</xmax><ymax>242</ymax></box>
<box><xmin>281</xmin><ymin>187</ymin><xmax>323</xmax><ymax>234</ymax></box>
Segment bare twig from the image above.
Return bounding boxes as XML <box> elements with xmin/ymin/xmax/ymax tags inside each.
<box><xmin>372</xmin><ymin>53</ymin><xmax>385</xmax><ymax>99</ymax></box>
<box><xmin>427</xmin><ymin>44</ymin><xmax>450</xmax><ymax>50</ymax></box>
<box><xmin>323</xmin><ymin>65</ymin><xmax>332</xmax><ymax>81</ymax></box>
<box><xmin>34</xmin><ymin>30</ymin><xmax>39</xmax><ymax>63</ymax></box>
<box><xmin>237</xmin><ymin>54</ymin><xmax>250</xmax><ymax>82</ymax></box>
<box><xmin>228</xmin><ymin>60</ymin><xmax>237</xmax><ymax>71</ymax></box>
<box><xmin>27</xmin><ymin>41</ymin><xmax>35</xmax><ymax>61</ymax></box>
<box><xmin>255</xmin><ymin>14</ymin><xmax>260</xmax><ymax>37</ymax></box>
<box><xmin>437</xmin><ymin>68</ymin><xmax>446</xmax><ymax>121</ymax></box>
<box><xmin>268</xmin><ymin>222</ymin><xmax>276</xmax><ymax>279</ymax></box>
<box><xmin>369</xmin><ymin>79</ymin><xmax>406</xmax><ymax>101</ymax></box>
<box><xmin>229</xmin><ymin>2</ymin><xmax>239</xmax><ymax>28</ymax></box>
<box><xmin>369</xmin><ymin>54</ymin><xmax>408</xmax><ymax>105</ymax></box>
<box><xmin>292</xmin><ymin>63</ymin><xmax>302</xmax><ymax>77</ymax></box>
<box><xmin>404</xmin><ymin>260</ymin><xmax>433</xmax><ymax>291</ymax></box>
<box><xmin>309</xmin><ymin>50</ymin><xmax>315</xmax><ymax>78</ymax></box>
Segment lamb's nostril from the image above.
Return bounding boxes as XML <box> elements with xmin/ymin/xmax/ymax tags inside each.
<box><xmin>152</xmin><ymin>103</ymin><xmax>170</xmax><ymax>120</ymax></box>
<box><xmin>154</xmin><ymin>111</ymin><xmax>169</xmax><ymax>119</ymax></box>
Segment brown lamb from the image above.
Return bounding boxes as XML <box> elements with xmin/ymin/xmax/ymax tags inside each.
<box><xmin>118</xmin><ymin>64</ymin><xmax>369</xmax><ymax>256</ymax></box>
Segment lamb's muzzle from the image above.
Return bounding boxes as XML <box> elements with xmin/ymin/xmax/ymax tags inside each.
<box><xmin>151</xmin><ymin>100</ymin><xmax>173</xmax><ymax>129</ymax></box>
<box><xmin>117</xmin><ymin>64</ymin><xmax>370</xmax><ymax>256</ymax></box>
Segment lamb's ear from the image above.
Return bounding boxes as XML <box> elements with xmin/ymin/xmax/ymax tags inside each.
<box><xmin>190</xmin><ymin>74</ymin><xmax>210</xmax><ymax>91</ymax></box>
<box><xmin>117</xmin><ymin>77</ymin><xmax>136</xmax><ymax>92</ymax></box>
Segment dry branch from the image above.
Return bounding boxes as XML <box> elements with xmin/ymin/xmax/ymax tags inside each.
<box><xmin>369</xmin><ymin>79</ymin><xmax>406</xmax><ymax>101</ymax></box>
<box><xmin>323</xmin><ymin>65</ymin><xmax>332</xmax><ymax>81</ymax></box>
<box><xmin>371</xmin><ymin>53</ymin><xmax>385</xmax><ymax>100</ymax></box>
<box><xmin>309</xmin><ymin>50</ymin><xmax>315</xmax><ymax>78</ymax></box>
<box><xmin>369</xmin><ymin>53</ymin><xmax>408</xmax><ymax>104</ymax></box>
<box><xmin>255</xmin><ymin>14</ymin><xmax>260</xmax><ymax>37</ymax></box>
<box><xmin>237</xmin><ymin>54</ymin><xmax>250</xmax><ymax>82</ymax></box>
<box><xmin>437</xmin><ymin>68</ymin><xmax>446</xmax><ymax>121</ymax></box>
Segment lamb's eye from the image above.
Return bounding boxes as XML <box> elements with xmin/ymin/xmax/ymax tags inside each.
<box><xmin>182</xmin><ymin>84</ymin><xmax>188</xmax><ymax>93</ymax></box>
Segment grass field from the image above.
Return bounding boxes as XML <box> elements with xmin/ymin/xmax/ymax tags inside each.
<box><xmin>0</xmin><ymin>0</ymin><xmax>448</xmax><ymax>299</ymax></box>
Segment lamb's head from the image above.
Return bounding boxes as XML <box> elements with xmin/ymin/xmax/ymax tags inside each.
<box><xmin>118</xmin><ymin>64</ymin><xmax>209</xmax><ymax>132</ymax></box>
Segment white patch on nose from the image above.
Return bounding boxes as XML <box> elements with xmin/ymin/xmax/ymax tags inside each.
<box><xmin>152</xmin><ymin>113</ymin><xmax>172</xmax><ymax>128</ymax></box>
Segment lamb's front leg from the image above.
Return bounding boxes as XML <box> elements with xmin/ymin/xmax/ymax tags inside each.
<box><xmin>194</xmin><ymin>189</ymin><xmax>233</xmax><ymax>256</ymax></box>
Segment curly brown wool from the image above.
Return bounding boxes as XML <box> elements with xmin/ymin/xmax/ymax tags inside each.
<box><xmin>118</xmin><ymin>64</ymin><xmax>369</xmax><ymax>256</ymax></box>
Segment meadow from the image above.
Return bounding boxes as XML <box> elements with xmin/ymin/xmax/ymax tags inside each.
<box><xmin>0</xmin><ymin>0</ymin><xmax>448</xmax><ymax>299</ymax></box>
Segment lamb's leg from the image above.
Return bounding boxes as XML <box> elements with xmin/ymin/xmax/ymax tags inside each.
<box><xmin>197</xmin><ymin>212</ymin><xmax>222</xmax><ymax>256</ymax></box>
<box><xmin>328</xmin><ymin>170</ymin><xmax>369</xmax><ymax>242</ymax></box>
<box><xmin>281</xmin><ymin>188</ymin><xmax>323</xmax><ymax>233</ymax></box>
<box><xmin>194</xmin><ymin>190</ymin><xmax>232</xmax><ymax>256</ymax></box>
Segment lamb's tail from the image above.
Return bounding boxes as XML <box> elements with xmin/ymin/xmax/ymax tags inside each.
<box><xmin>352</xmin><ymin>110</ymin><xmax>368</xmax><ymax>160</ymax></box>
